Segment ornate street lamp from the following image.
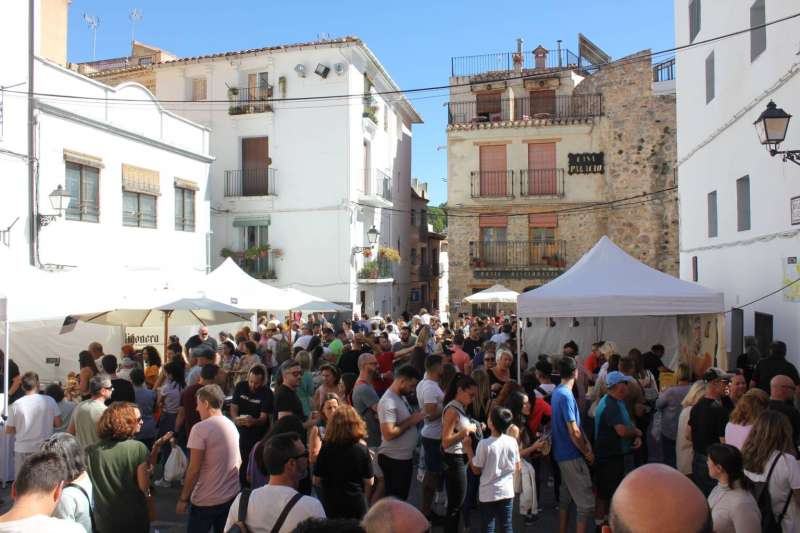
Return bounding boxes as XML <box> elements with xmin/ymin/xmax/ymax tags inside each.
<box><xmin>38</xmin><ymin>185</ymin><xmax>71</xmax><ymax>226</ymax></box>
<box><xmin>754</xmin><ymin>100</ymin><xmax>800</xmax><ymax>166</ymax></box>
<box><xmin>352</xmin><ymin>225</ymin><xmax>380</xmax><ymax>255</ymax></box>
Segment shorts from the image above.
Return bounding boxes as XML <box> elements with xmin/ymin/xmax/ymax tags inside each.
<box><xmin>558</xmin><ymin>457</ymin><xmax>595</xmax><ymax>521</ymax></box>
<box><xmin>421</xmin><ymin>437</ymin><xmax>444</xmax><ymax>473</ymax></box>
<box><xmin>368</xmin><ymin>446</ymin><xmax>384</xmax><ymax>478</ymax></box>
<box><xmin>594</xmin><ymin>455</ymin><xmax>626</xmax><ymax>500</ymax></box>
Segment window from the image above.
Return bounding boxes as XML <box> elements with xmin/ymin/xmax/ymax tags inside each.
<box><xmin>174</xmin><ymin>186</ymin><xmax>195</xmax><ymax>232</ymax></box>
<box><xmin>65</xmin><ymin>162</ymin><xmax>99</xmax><ymax>222</ymax></box>
<box><xmin>420</xmin><ymin>247</ymin><xmax>427</xmax><ymax>268</ymax></box>
<box><xmin>476</xmin><ymin>92</ymin><xmax>502</xmax><ymax>121</ymax></box>
<box><xmin>410</xmin><ymin>247</ymin><xmax>417</xmax><ymax>265</ymax></box>
<box><xmin>242</xmin><ymin>224</ymin><xmax>270</xmax><ymax>277</ymax></box>
<box><xmin>478</xmin><ymin>144</ymin><xmax>508</xmax><ymax>197</ymax></box>
<box><xmin>705</xmin><ymin>51</ymin><xmax>715</xmax><ymax>104</ymax></box>
<box><xmin>737</xmin><ymin>176</ymin><xmax>751</xmax><ymax>231</ymax></box>
<box><xmin>692</xmin><ymin>256</ymin><xmax>698</xmax><ymax>281</ymax></box>
<box><xmin>689</xmin><ymin>0</ymin><xmax>701</xmax><ymax>43</ymax></box>
<box><xmin>191</xmin><ymin>78</ymin><xmax>207</xmax><ymax>101</ymax></box>
<box><xmin>123</xmin><ymin>191</ymin><xmax>157</xmax><ymax>228</ymax></box>
<box><xmin>411</xmin><ymin>209</ymin><xmax>416</xmax><ymax>226</ymax></box>
<box><xmin>707</xmin><ymin>191</ymin><xmax>718</xmax><ymax>237</ymax></box>
<box><xmin>750</xmin><ymin>0</ymin><xmax>766</xmax><ymax>61</ymax></box>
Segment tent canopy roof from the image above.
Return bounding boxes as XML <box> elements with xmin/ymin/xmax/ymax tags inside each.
<box><xmin>203</xmin><ymin>258</ymin><xmax>310</xmax><ymax>310</ymax></box>
<box><xmin>463</xmin><ymin>284</ymin><xmax>520</xmax><ymax>304</ymax></box>
<box><xmin>517</xmin><ymin>236</ymin><xmax>724</xmax><ymax>318</ymax></box>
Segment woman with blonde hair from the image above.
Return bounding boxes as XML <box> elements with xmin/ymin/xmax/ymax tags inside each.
<box><xmin>656</xmin><ymin>363</ymin><xmax>693</xmax><ymax>468</ymax></box>
<box><xmin>676</xmin><ymin>380</ymin><xmax>707</xmax><ymax>476</ymax></box>
<box><xmin>308</xmin><ymin>392</ymin><xmax>341</xmax><ymax>463</ymax></box>
<box><xmin>743</xmin><ymin>410</ymin><xmax>800</xmax><ymax>531</ymax></box>
<box><xmin>724</xmin><ymin>388</ymin><xmax>769</xmax><ymax>450</ymax></box>
<box><xmin>312</xmin><ymin>403</ymin><xmax>374</xmax><ymax>519</ymax></box>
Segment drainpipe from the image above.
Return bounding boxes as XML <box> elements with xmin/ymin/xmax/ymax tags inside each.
<box><xmin>27</xmin><ymin>0</ymin><xmax>37</xmax><ymax>266</ymax></box>
<box><xmin>514</xmin><ymin>38</ymin><xmax>524</xmax><ymax>74</ymax></box>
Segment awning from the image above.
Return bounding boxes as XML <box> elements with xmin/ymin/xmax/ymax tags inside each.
<box><xmin>174</xmin><ymin>177</ymin><xmax>199</xmax><ymax>191</ymax></box>
<box><xmin>63</xmin><ymin>149</ymin><xmax>104</xmax><ymax>168</ymax></box>
<box><xmin>233</xmin><ymin>216</ymin><xmax>270</xmax><ymax>227</ymax></box>
<box><xmin>122</xmin><ymin>164</ymin><xmax>160</xmax><ymax>195</ymax></box>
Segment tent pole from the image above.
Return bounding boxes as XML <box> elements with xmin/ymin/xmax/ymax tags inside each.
<box><xmin>516</xmin><ymin>318</ymin><xmax>522</xmax><ymax>381</ymax></box>
<box><xmin>163</xmin><ymin>311</ymin><xmax>170</xmax><ymax>359</ymax></box>
<box><xmin>3</xmin><ymin>317</ymin><xmax>9</xmax><ymax>420</ymax></box>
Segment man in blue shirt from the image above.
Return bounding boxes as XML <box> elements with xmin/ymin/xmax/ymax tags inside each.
<box><xmin>551</xmin><ymin>356</ymin><xmax>595</xmax><ymax>533</ymax></box>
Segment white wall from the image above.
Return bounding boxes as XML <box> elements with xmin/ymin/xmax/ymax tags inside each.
<box><xmin>152</xmin><ymin>43</ymin><xmax>417</xmax><ymax>312</ymax></box>
<box><xmin>675</xmin><ymin>0</ymin><xmax>800</xmax><ymax>362</ymax></box>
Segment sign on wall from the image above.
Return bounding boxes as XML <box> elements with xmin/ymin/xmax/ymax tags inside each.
<box><xmin>791</xmin><ymin>196</ymin><xmax>800</xmax><ymax>225</ymax></box>
<box><xmin>568</xmin><ymin>152</ymin><xmax>605</xmax><ymax>175</ymax></box>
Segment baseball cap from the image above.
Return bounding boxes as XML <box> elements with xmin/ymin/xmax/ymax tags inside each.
<box><xmin>703</xmin><ymin>367</ymin><xmax>734</xmax><ymax>383</ymax></box>
<box><xmin>606</xmin><ymin>371</ymin><xmax>634</xmax><ymax>388</ymax></box>
<box><xmin>89</xmin><ymin>375</ymin><xmax>112</xmax><ymax>395</ymax></box>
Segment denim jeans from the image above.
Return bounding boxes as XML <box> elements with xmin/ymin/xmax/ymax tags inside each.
<box><xmin>480</xmin><ymin>498</ymin><xmax>514</xmax><ymax>533</ymax></box>
<box><xmin>462</xmin><ymin>467</ymin><xmax>480</xmax><ymax>527</ymax></box>
<box><xmin>378</xmin><ymin>454</ymin><xmax>413</xmax><ymax>500</ymax></box>
<box><xmin>443</xmin><ymin>453</ymin><xmax>468</xmax><ymax>533</ymax></box>
<box><xmin>661</xmin><ymin>435</ymin><xmax>677</xmax><ymax>469</ymax></box>
<box><xmin>187</xmin><ymin>498</ymin><xmax>235</xmax><ymax>533</ymax></box>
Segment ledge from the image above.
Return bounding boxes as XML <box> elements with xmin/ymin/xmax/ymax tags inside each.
<box><xmin>357</xmin><ymin>277</ymin><xmax>394</xmax><ymax>284</ymax></box>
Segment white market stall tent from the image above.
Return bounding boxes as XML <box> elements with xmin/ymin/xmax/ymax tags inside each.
<box><xmin>463</xmin><ymin>284</ymin><xmax>520</xmax><ymax>305</ymax></box>
<box><xmin>517</xmin><ymin>236</ymin><xmax>725</xmax><ymax>370</ymax></box>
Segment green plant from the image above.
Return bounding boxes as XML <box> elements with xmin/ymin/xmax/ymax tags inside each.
<box><xmin>229</xmin><ymin>105</ymin><xmax>246</xmax><ymax>115</ymax></box>
<box><xmin>227</xmin><ymin>87</ymin><xmax>239</xmax><ymax>97</ymax></box>
<box><xmin>358</xmin><ymin>261</ymin><xmax>380</xmax><ymax>279</ymax></box>
<box><xmin>378</xmin><ymin>246</ymin><xmax>401</xmax><ymax>263</ymax></box>
<box><xmin>363</xmin><ymin>105</ymin><xmax>378</xmax><ymax>123</ymax></box>
<box><xmin>244</xmin><ymin>246</ymin><xmax>262</xmax><ymax>260</ymax></box>
<box><xmin>257</xmin><ymin>244</ymin><xmax>271</xmax><ymax>257</ymax></box>
<box><xmin>220</xmin><ymin>248</ymin><xmax>235</xmax><ymax>258</ymax></box>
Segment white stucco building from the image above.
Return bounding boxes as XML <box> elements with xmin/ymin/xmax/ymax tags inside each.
<box><xmin>86</xmin><ymin>38</ymin><xmax>422</xmax><ymax>316</ymax></box>
<box><xmin>0</xmin><ymin>0</ymin><xmax>213</xmax><ymax>273</ymax></box>
<box><xmin>675</xmin><ymin>0</ymin><xmax>800</xmax><ymax>362</ymax></box>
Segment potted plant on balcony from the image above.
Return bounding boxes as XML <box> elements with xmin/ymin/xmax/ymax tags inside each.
<box><xmin>257</xmin><ymin>244</ymin><xmax>271</xmax><ymax>258</ymax></box>
<box><xmin>378</xmin><ymin>246</ymin><xmax>401</xmax><ymax>263</ymax></box>
<box><xmin>363</xmin><ymin>248</ymin><xmax>373</xmax><ymax>259</ymax></box>
<box><xmin>229</xmin><ymin>105</ymin><xmax>246</xmax><ymax>115</ymax></box>
<box><xmin>358</xmin><ymin>261</ymin><xmax>379</xmax><ymax>280</ymax></box>
<box><xmin>220</xmin><ymin>248</ymin><xmax>235</xmax><ymax>259</ymax></box>
<box><xmin>271</xmin><ymin>247</ymin><xmax>283</xmax><ymax>258</ymax></box>
<box><xmin>227</xmin><ymin>87</ymin><xmax>239</xmax><ymax>98</ymax></box>
<box><xmin>244</xmin><ymin>246</ymin><xmax>261</xmax><ymax>260</ymax></box>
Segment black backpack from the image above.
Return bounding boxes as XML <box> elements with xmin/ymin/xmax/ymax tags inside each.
<box><xmin>752</xmin><ymin>454</ymin><xmax>794</xmax><ymax>533</ymax></box>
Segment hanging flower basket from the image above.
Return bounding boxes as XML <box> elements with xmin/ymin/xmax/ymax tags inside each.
<box><xmin>378</xmin><ymin>246</ymin><xmax>401</xmax><ymax>263</ymax></box>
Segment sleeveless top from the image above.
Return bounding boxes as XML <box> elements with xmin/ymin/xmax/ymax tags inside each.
<box><xmin>443</xmin><ymin>400</ymin><xmax>470</xmax><ymax>455</ymax></box>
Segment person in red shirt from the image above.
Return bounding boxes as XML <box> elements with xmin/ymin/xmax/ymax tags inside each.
<box><xmin>450</xmin><ymin>333</ymin><xmax>471</xmax><ymax>373</ymax></box>
<box><xmin>371</xmin><ymin>334</ymin><xmax>415</xmax><ymax>396</ymax></box>
<box><xmin>583</xmin><ymin>341</ymin><xmax>607</xmax><ymax>379</ymax></box>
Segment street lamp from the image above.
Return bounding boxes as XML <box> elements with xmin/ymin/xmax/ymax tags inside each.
<box><xmin>38</xmin><ymin>185</ymin><xmax>70</xmax><ymax>226</ymax></box>
<box><xmin>754</xmin><ymin>100</ymin><xmax>800</xmax><ymax>166</ymax></box>
<box><xmin>352</xmin><ymin>225</ymin><xmax>380</xmax><ymax>255</ymax></box>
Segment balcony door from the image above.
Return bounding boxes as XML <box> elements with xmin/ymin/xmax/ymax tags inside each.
<box><xmin>247</xmin><ymin>72</ymin><xmax>270</xmax><ymax>110</ymax></box>
<box><xmin>243</xmin><ymin>224</ymin><xmax>269</xmax><ymax>276</ymax></box>
<box><xmin>480</xmin><ymin>226</ymin><xmax>507</xmax><ymax>267</ymax></box>
<box><xmin>476</xmin><ymin>91</ymin><xmax>502</xmax><ymax>121</ymax></box>
<box><xmin>242</xmin><ymin>137</ymin><xmax>269</xmax><ymax>196</ymax></box>
<box><xmin>530</xmin><ymin>89</ymin><xmax>556</xmax><ymax>116</ymax></box>
<box><xmin>479</xmin><ymin>144</ymin><xmax>507</xmax><ymax>197</ymax></box>
<box><xmin>527</xmin><ymin>142</ymin><xmax>557</xmax><ymax>195</ymax></box>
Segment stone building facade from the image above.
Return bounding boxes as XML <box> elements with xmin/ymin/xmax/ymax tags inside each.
<box><xmin>446</xmin><ymin>41</ymin><xmax>678</xmax><ymax>311</ymax></box>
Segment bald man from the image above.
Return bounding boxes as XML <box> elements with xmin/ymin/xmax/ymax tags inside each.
<box><xmin>605</xmin><ymin>464</ymin><xmax>711</xmax><ymax>533</ymax></box>
<box><xmin>362</xmin><ymin>497</ymin><xmax>429</xmax><ymax>533</ymax></box>
<box><xmin>768</xmin><ymin>374</ymin><xmax>800</xmax><ymax>447</ymax></box>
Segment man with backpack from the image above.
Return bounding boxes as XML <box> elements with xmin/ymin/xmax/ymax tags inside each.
<box><xmin>224</xmin><ymin>432</ymin><xmax>325</xmax><ymax>532</ymax></box>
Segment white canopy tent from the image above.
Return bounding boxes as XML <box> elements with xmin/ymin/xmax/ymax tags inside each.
<box><xmin>517</xmin><ymin>237</ymin><xmax>725</xmax><ymax>370</ymax></box>
<box><xmin>463</xmin><ymin>284</ymin><xmax>520</xmax><ymax>305</ymax></box>
<box><xmin>203</xmin><ymin>259</ymin><xmax>313</xmax><ymax>311</ymax></box>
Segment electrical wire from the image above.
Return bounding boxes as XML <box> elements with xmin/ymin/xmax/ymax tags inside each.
<box><xmin>4</xmin><ymin>11</ymin><xmax>799</xmax><ymax>106</ymax></box>
<box><xmin>724</xmin><ymin>277</ymin><xmax>800</xmax><ymax>314</ymax></box>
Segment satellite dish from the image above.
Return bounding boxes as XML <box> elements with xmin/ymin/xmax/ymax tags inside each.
<box><xmin>294</xmin><ymin>64</ymin><xmax>306</xmax><ymax>77</ymax></box>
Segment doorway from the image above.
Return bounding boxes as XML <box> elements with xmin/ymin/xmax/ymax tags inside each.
<box><xmin>754</xmin><ymin>312</ymin><xmax>773</xmax><ymax>358</ymax></box>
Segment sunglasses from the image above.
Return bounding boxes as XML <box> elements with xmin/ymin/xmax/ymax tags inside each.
<box><xmin>484</xmin><ymin>357</ymin><xmax>496</xmax><ymax>362</ymax></box>
<box><xmin>289</xmin><ymin>451</ymin><xmax>309</xmax><ymax>461</ymax></box>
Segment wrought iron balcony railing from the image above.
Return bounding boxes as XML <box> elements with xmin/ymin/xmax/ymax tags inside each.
<box><xmin>448</xmin><ymin>94</ymin><xmax>602</xmax><ymax>125</ymax></box>
<box><xmin>224</xmin><ymin>168</ymin><xmax>278</xmax><ymax>197</ymax></box>
<box><xmin>470</xmin><ymin>170</ymin><xmax>515</xmax><ymax>198</ymax></box>
<box><xmin>519</xmin><ymin>168</ymin><xmax>565</xmax><ymax>197</ymax></box>
<box><xmin>228</xmin><ymin>86</ymin><xmax>274</xmax><ymax>115</ymax></box>
<box><xmin>451</xmin><ymin>49</ymin><xmax>580</xmax><ymax>77</ymax></box>
<box><xmin>468</xmin><ymin>240</ymin><xmax>567</xmax><ymax>268</ymax></box>
<box><xmin>653</xmin><ymin>57</ymin><xmax>676</xmax><ymax>82</ymax></box>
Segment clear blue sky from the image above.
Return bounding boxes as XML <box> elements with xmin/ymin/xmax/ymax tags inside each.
<box><xmin>66</xmin><ymin>1</ymin><xmax>675</xmax><ymax>205</ymax></box>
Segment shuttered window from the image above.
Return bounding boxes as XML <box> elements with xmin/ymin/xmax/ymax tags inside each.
<box><xmin>527</xmin><ymin>143</ymin><xmax>557</xmax><ymax>195</ymax></box>
<box><xmin>737</xmin><ymin>176</ymin><xmax>751</xmax><ymax>231</ymax></box>
<box><xmin>478</xmin><ymin>144</ymin><xmax>508</xmax><ymax>196</ymax></box>
<box><xmin>707</xmin><ymin>191</ymin><xmax>718</xmax><ymax>237</ymax></box>
<box><xmin>750</xmin><ymin>0</ymin><xmax>766</xmax><ymax>61</ymax></box>
<box><xmin>705</xmin><ymin>51</ymin><xmax>715</xmax><ymax>104</ymax></box>
<box><xmin>65</xmin><ymin>162</ymin><xmax>99</xmax><ymax>222</ymax></box>
<box><xmin>191</xmin><ymin>78</ymin><xmax>207</xmax><ymax>101</ymax></box>
<box><xmin>689</xmin><ymin>0</ymin><xmax>701</xmax><ymax>43</ymax></box>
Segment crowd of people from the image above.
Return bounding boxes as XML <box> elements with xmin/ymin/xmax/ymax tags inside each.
<box><xmin>2</xmin><ymin>309</ymin><xmax>800</xmax><ymax>533</ymax></box>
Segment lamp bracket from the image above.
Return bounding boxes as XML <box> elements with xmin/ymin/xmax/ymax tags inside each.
<box><xmin>38</xmin><ymin>214</ymin><xmax>59</xmax><ymax>227</ymax></box>
<box><xmin>770</xmin><ymin>149</ymin><xmax>800</xmax><ymax>166</ymax></box>
<box><xmin>351</xmin><ymin>246</ymin><xmax>372</xmax><ymax>256</ymax></box>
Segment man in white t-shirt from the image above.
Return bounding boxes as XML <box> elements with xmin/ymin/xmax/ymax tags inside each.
<box><xmin>489</xmin><ymin>324</ymin><xmax>511</xmax><ymax>346</ymax></box>
<box><xmin>292</xmin><ymin>326</ymin><xmax>314</xmax><ymax>351</ymax></box>
<box><xmin>416</xmin><ymin>354</ymin><xmax>445</xmax><ymax>521</ymax></box>
<box><xmin>0</xmin><ymin>452</ymin><xmax>84</xmax><ymax>533</ymax></box>
<box><xmin>5</xmin><ymin>372</ymin><xmax>61</xmax><ymax>476</ymax></box>
<box><xmin>225</xmin><ymin>432</ymin><xmax>325</xmax><ymax>532</ymax></box>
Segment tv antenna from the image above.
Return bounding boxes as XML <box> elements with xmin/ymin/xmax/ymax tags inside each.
<box><xmin>83</xmin><ymin>14</ymin><xmax>99</xmax><ymax>61</ymax></box>
<box><xmin>129</xmin><ymin>9</ymin><xmax>143</xmax><ymax>46</ymax></box>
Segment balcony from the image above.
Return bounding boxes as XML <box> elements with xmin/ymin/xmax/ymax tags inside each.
<box><xmin>234</xmin><ymin>256</ymin><xmax>277</xmax><ymax>280</ymax></box>
<box><xmin>451</xmin><ymin>48</ymin><xmax>580</xmax><ymax>78</ymax></box>
<box><xmin>228</xmin><ymin>86</ymin><xmax>273</xmax><ymax>115</ymax></box>
<box><xmin>359</xmin><ymin>168</ymin><xmax>393</xmax><ymax>208</ymax></box>
<box><xmin>519</xmin><ymin>169</ymin><xmax>565</xmax><ymax>197</ymax></box>
<box><xmin>652</xmin><ymin>58</ymin><xmax>675</xmax><ymax>82</ymax></box>
<box><xmin>78</xmin><ymin>54</ymin><xmax>159</xmax><ymax>74</ymax></box>
<box><xmin>468</xmin><ymin>240</ymin><xmax>566</xmax><ymax>280</ymax></box>
<box><xmin>470</xmin><ymin>170</ymin><xmax>515</xmax><ymax>198</ymax></box>
<box><xmin>224</xmin><ymin>168</ymin><xmax>278</xmax><ymax>197</ymax></box>
<box><xmin>447</xmin><ymin>94</ymin><xmax>603</xmax><ymax>126</ymax></box>
<box><xmin>358</xmin><ymin>257</ymin><xmax>394</xmax><ymax>283</ymax></box>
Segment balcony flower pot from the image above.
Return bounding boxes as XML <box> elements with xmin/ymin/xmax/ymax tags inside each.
<box><xmin>228</xmin><ymin>87</ymin><xmax>239</xmax><ymax>98</ymax></box>
<box><xmin>378</xmin><ymin>246</ymin><xmax>401</xmax><ymax>263</ymax></box>
<box><xmin>244</xmin><ymin>246</ymin><xmax>262</xmax><ymax>260</ymax></box>
<box><xmin>229</xmin><ymin>105</ymin><xmax>246</xmax><ymax>115</ymax></box>
<box><xmin>220</xmin><ymin>248</ymin><xmax>235</xmax><ymax>259</ymax></box>
<box><xmin>363</xmin><ymin>248</ymin><xmax>373</xmax><ymax>258</ymax></box>
<box><xmin>270</xmin><ymin>248</ymin><xmax>283</xmax><ymax>258</ymax></box>
<box><xmin>258</xmin><ymin>244</ymin><xmax>271</xmax><ymax>257</ymax></box>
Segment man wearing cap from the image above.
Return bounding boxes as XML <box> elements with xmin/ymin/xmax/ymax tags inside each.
<box><xmin>67</xmin><ymin>375</ymin><xmax>111</xmax><ymax>449</ymax></box>
<box><xmin>594</xmin><ymin>371</ymin><xmax>643</xmax><ymax>526</ymax></box>
<box><xmin>687</xmin><ymin>367</ymin><xmax>733</xmax><ymax>496</ymax></box>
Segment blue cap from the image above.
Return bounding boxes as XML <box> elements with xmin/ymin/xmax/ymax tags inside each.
<box><xmin>606</xmin><ymin>371</ymin><xmax>634</xmax><ymax>388</ymax></box>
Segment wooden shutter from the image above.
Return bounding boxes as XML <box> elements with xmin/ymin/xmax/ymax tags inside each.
<box><xmin>689</xmin><ymin>0</ymin><xmax>701</xmax><ymax>43</ymax></box>
<box><xmin>479</xmin><ymin>145</ymin><xmax>507</xmax><ymax>196</ymax></box>
<box><xmin>242</xmin><ymin>137</ymin><xmax>269</xmax><ymax>196</ymax></box>
<box><xmin>707</xmin><ymin>191</ymin><xmax>718</xmax><ymax>237</ymax></box>
<box><xmin>705</xmin><ymin>51</ymin><xmax>714</xmax><ymax>103</ymax></box>
<box><xmin>530</xmin><ymin>89</ymin><xmax>556</xmax><ymax>115</ymax></box>
<box><xmin>527</xmin><ymin>143</ymin><xmax>557</xmax><ymax>195</ymax></box>
<box><xmin>528</xmin><ymin>214</ymin><xmax>557</xmax><ymax>228</ymax></box>
<box><xmin>479</xmin><ymin>214</ymin><xmax>508</xmax><ymax>227</ymax></box>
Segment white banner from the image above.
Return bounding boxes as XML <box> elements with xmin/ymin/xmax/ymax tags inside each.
<box><xmin>124</xmin><ymin>327</ymin><xmax>164</xmax><ymax>350</ymax></box>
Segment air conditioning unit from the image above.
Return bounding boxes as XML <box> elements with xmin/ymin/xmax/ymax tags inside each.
<box><xmin>294</xmin><ymin>64</ymin><xmax>306</xmax><ymax>77</ymax></box>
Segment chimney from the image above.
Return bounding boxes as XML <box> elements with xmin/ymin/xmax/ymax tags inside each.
<box><xmin>39</xmin><ymin>0</ymin><xmax>70</xmax><ymax>66</ymax></box>
<box><xmin>514</xmin><ymin>38</ymin><xmax>524</xmax><ymax>73</ymax></box>
<box><xmin>534</xmin><ymin>45</ymin><xmax>548</xmax><ymax>69</ymax></box>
